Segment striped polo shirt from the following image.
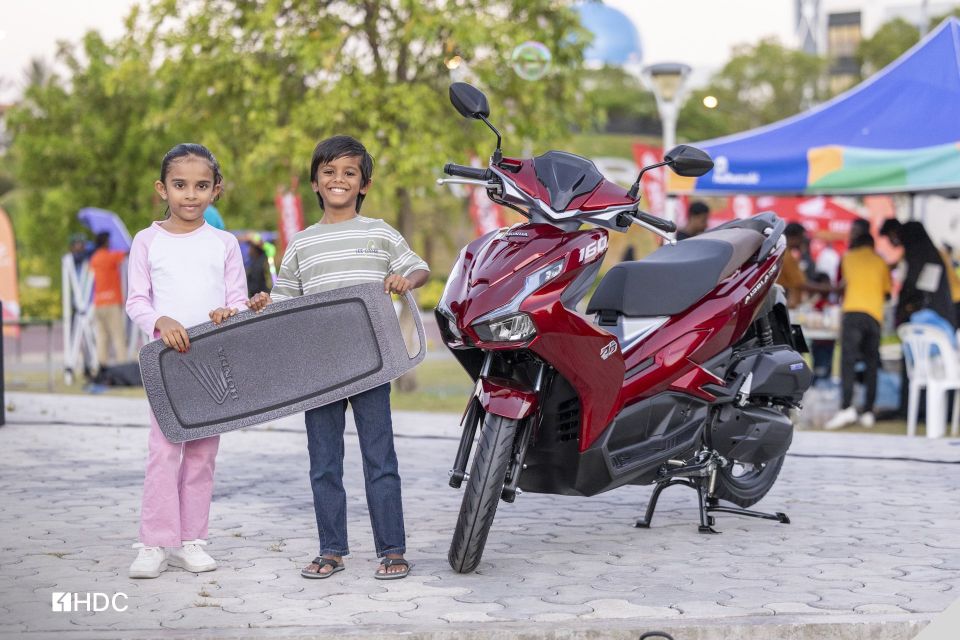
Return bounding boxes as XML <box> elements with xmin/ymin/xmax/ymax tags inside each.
<box><xmin>271</xmin><ymin>215</ymin><xmax>429</xmax><ymax>300</ymax></box>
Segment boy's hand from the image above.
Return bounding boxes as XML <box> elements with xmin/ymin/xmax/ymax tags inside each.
<box><xmin>246</xmin><ymin>292</ymin><xmax>271</xmax><ymax>312</ymax></box>
<box><xmin>384</xmin><ymin>274</ymin><xmax>413</xmax><ymax>294</ymax></box>
<box><xmin>209</xmin><ymin>307</ymin><xmax>239</xmax><ymax>325</ymax></box>
<box><xmin>156</xmin><ymin>316</ymin><xmax>190</xmax><ymax>353</ymax></box>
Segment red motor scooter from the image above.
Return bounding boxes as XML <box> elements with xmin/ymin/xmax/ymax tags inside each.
<box><xmin>436</xmin><ymin>83</ymin><xmax>812</xmax><ymax>574</ymax></box>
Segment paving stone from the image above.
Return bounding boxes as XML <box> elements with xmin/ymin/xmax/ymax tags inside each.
<box><xmin>672</xmin><ymin>599</ymin><xmax>772</xmax><ymax>618</ymax></box>
<box><xmin>763</xmin><ymin>601</ymin><xmax>835</xmax><ymax>615</ymax></box>
<box><xmin>161</xmin><ymin>607</ymin><xmax>269</xmax><ymax>629</ymax></box>
<box><xmin>488</xmin><ymin>596</ymin><xmax>591</xmax><ymax>621</ymax></box>
<box><xmin>2</xmin><ymin>411</ymin><xmax>959</xmax><ymax>636</ymax></box>
<box><xmin>579</xmin><ymin>598</ymin><xmax>679</xmax><ymax>619</ymax></box>
<box><xmin>368</xmin><ymin>576</ymin><xmax>470</xmax><ymax>602</ymax></box>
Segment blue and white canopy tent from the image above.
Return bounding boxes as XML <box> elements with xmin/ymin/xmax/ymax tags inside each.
<box><xmin>669</xmin><ymin>18</ymin><xmax>960</xmax><ymax>197</ymax></box>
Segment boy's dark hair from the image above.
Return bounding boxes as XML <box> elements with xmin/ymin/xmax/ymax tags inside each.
<box><xmin>309</xmin><ymin>135</ymin><xmax>374</xmax><ymax>212</ymax></box>
<box><xmin>95</xmin><ymin>232</ymin><xmax>111</xmax><ymax>249</ymax></box>
<box><xmin>784</xmin><ymin>222</ymin><xmax>807</xmax><ymax>239</ymax></box>
<box><xmin>159</xmin><ymin>143</ymin><xmax>223</xmax><ymax>199</ymax></box>
<box><xmin>687</xmin><ymin>201</ymin><xmax>710</xmax><ymax>218</ymax></box>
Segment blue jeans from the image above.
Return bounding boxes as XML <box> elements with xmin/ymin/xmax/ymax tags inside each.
<box><xmin>304</xmin><ymin>383</ymin><xmax>405</xmax><ymax>558</ymax></box>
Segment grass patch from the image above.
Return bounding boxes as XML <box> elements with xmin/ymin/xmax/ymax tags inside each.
<box><xmin>568</xmin><ymin>132</ymin><xmax>657</xmax><ymax>159</ymax></box>
<box><xmin>392</xmin><ymin>358</ymin><xmax>474</xmax><ymax>414</ymax></box>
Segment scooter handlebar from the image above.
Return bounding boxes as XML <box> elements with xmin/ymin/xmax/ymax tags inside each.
<box><xmin>635</xmin><ymin>211</ymin><xmax>677</xmax><ymax>234</ymax></box>
<box><xmin>444</xmin><ymin>163</ymin><xmax>491</xmax><ymax>180</ymax></box>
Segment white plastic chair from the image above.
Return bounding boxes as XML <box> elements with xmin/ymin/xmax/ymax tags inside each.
<box><xmin>897</xmin><ymin>323</ymin><xmax>960</xmax><ymax>438</ymax></box>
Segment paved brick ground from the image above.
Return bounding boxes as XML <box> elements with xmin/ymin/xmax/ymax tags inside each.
<box><xmin>0</xmin><ymin>393</ymin><xmax>957</xmax><ymax>639</ymax></box>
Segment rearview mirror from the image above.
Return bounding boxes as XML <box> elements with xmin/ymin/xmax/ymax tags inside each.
<box><xmin>449</xmin><ymin>82</ymin><xmax>490</xmax><ymax>120</ymax></box>
<box><xmin>665</xmin><ymin>145</ymin><xmax>714</xmax><ymax>177</ymax></box>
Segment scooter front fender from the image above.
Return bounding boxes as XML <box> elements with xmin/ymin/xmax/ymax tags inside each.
<box><xmin>478</xmin><ymin>378</ymin><xmax>538</xmax><ymax>420</ymax></box>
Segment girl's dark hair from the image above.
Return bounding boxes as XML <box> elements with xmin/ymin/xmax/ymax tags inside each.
<box><xmin>159</xmin><ymin>143</ymin><xmax>223</xmax><ymax>195</ymax></box>
<box><xmin>309</xmin><ymin>135</ymin><xmax>374</xmax><ymax>212</ymax></box>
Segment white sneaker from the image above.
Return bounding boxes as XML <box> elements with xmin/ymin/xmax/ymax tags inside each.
<box><xmin>168</xmin><ymin>539</ymin><xmax>216</xmax><ymax>573</ymax></box>
<box><xmin>824</xmin><ymin>406</ymin><xmax>858</xmax><ymax>430</ymax></box>
<box><xmin>859</xmin><ymin>411</ymin><xmax>876</xmax><ymax>428</ymax></box>
<box><xmin>129</xmin><ymin>543</ymin><xmax>168</xmax><ymax>579</ymax></box>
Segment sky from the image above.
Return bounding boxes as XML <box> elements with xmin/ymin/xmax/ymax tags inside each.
<box><xmin>0</xmin><ymin>0</ymin><xmax>798</xmax><ymax>102</ymax></box>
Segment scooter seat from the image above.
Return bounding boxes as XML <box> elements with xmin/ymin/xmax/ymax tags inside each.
<box><xmin>587</xmin><ymin>228</ymin><xmax>765</xmax><ymax>318</ymax></box>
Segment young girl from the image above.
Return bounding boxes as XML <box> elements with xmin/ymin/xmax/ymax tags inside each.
<box><xmin>126</xmin><ymin>143</ymin><xmax>250</xmax><ymax>578</ymax></box>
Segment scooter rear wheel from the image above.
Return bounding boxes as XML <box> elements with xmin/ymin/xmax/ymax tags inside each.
<box><xmin>448</xmin><ymin>414</ymin><xmax>518</xmax><ymax>573</ymax></box>
<box><xmin>712</xmin><ymin>453</ymin><xmax>786</xmax><ymax>508</ymax></box>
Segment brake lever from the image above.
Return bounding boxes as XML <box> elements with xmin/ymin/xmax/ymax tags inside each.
<box><xmin>436</xmin><ymin>178</ymin><xmax>499</xmax><ymax>188</ymax></box>
<box><xmin>629</xmin><ymin>212</ymin><xmax>677</xmax><ymax>246</ymax></box>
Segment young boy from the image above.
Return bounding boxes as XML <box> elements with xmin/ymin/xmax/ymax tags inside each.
<box><xmin>250</xmin><ymin>135</ymin><xmax>428</xmax><ymax>579</ymax></box>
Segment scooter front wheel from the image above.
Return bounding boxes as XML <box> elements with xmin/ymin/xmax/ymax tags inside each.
<box><xmin>448</xmin><ymin>414</ymin><xmax>518</xmax><ymax>573</ymax></box>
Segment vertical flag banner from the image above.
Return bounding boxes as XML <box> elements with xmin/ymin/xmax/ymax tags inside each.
<box><xmin>0</xmin><ymin>207</ymin><xmax>20</xmax><ymax>337</ymax></box>
<box><xmin>275</xmin><ymin>187</ymin><xmax>305</xmax><ymax>258</ymax></box>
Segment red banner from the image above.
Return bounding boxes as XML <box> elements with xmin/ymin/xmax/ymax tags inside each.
<box><xmin>468</xmin><ymin>183</ymin><xmax>505</xmax><ymax>237</ymax></box>
<box><xmin>631</xmin><ymin>143</ymin><xmax>687</xmax><ymax>224</ymax></box>
<box><xmin>714</xmin><ymin>195</ymin><xmax>865</xmax><ymax>261</ymax></box>
<box><xmin>275</xmin><ymin>187</ymin><xmax>305</xmax><ymax>259</ymax></box>
<box><xmin>0</xmin><ymin>207</ymin><xmax>20</xmax><ymax>337</ymax></box>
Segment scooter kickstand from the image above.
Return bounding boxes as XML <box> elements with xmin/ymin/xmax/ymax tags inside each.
<box><xmin>634</xmin><ymin>479</ymin><xmax>698</xmax><ymax>529</ymax></box>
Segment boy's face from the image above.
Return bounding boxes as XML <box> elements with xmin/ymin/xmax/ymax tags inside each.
<box><xmin>312</xmin><ymin>155</ymin><xmax>369</xmax><ymax>212</ymax></box>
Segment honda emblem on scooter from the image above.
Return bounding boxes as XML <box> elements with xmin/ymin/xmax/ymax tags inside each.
<box><xmin>436</xmin><ymin>82</ymin><xmax>811</xmax><ymax>574</ymax></box>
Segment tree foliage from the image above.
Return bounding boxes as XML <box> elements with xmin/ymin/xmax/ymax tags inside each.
<box><xmin>677</xmin><ymin>38</ymin><xmax>827</xmax><ymax>143</ymax></box>
<box><xmin>856</xmin><ymin>17</ymin><xmax>919</xmax><ymax>75</ymax></box>
<box><xmin>7</xmin><ymin>0</ymin><xmax>591</xmax><ymax>282</ymax></box>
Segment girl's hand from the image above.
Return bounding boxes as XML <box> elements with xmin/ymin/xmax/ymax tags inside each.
<box><xmin>384</xmin><ymin>274</ymin><xmax>412</xmax><ymax>294</ymax></box>
<box><xmin>246</xmin><ymin>292</ymin><xmax>271</xmax><ymax>312</ymax></box>
<box><xmin>156</xmin><ymin>316</ymin><xmax>190</xmax><ymax>352</ymax></box>
<box><xmin>209</xmin><ymin>307</ymin><xmax>239</xmax><ymax>325</ymax></box>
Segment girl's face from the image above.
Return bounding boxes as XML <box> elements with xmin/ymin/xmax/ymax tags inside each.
<box><xmin>155</xmin><ymin>156</ymin><xmax>221</xmax><ymax>225</ymax></box>
<box><xmin>312</xmin><ymin>155</ymin><xmax>368</xmax><ymax>213</ymax></box>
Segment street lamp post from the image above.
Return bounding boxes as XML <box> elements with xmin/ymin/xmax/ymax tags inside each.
<box><xmin>642</xmin><ymin>62</ymin><xmax>692</xmax><ymax>226</ymax></box>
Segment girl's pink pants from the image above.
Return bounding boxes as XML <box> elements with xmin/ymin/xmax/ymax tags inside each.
<box><xmin>138</xmin><ymin>412</ymin><xmax>220</xmax><ymax>547</ymax></box>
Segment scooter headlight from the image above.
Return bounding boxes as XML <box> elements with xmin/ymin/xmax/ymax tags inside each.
<box><xmin>473</xmin><ymin>313</ymin><xmax>536</xmax><ymax>343</ymax></box>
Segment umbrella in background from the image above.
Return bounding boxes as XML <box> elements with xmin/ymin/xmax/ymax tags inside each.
<box><xmin>77</xmin><ymin>208</ymin><xmax>132</xmax><ymax>252</ymax></box>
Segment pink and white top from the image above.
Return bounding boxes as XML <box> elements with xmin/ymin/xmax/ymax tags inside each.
<box><xmin>126</xmin><ymin>221</ymin><xmax>248</xmax><ymax>337</ymax></box>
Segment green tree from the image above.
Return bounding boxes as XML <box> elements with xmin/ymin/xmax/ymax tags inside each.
<box><xmin>856</xmin><ymin>17</ymin><xmax>919</xmax><ymax>76</ymax></box>
<box><xmin>677</xmin><ymin>38</ymin><xmax>827</xmax><ymax>142</ymax></box>
<box><xmin>581</xmin><ymin>65</ymin><xmax>656</xmax><ymax>134</ymax></box>
<box><xmin>8</xmin><ymin>0</ymin><xmax>591</xmax><ymax>276</ymax></box>
<box><xmin>6</xmin><ymin>19</ymin><xmax>164</xmax><ymax>278</ymax></box>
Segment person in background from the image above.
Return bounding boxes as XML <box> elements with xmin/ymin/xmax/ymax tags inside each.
<box><xmin>676</xmin><ymin>201</ymin><xmax>709</xmax><ymax>240</ymax></box>
<box><xmin>88</xmin><ymin>231</ymin><xmax>129</xmax><ymax>370</ymax></box>
<box><xmin>69</xmin><ymin>233</ymin><xmax>90</xmax><ymax>272</ymax></box>
<box><xmin>825</xmin><ymin>232</ymin><xmax>891</xmax><ymax>430</ymax></box>
<box><xmin>245</xmin><ymin>235</ymin><xmax>273</xmax><ymax>297</ymax></box>
<box><xmin>939</xmin><ymin>243</ymin><xmax>960</xmax><ymax>323</ymax></box>
<box><xmin>879</xmin><ymin>219</ymin><xmax>955</xmax><ymax>328</ymax></box>
<box><xmin>808</xmin><ymin>272</ymin><xmax>837</xmax><ymax>386</ymax></box>
<box><xmin>777</xmin><ymin>222</ymin><xmax>835</xmax><ymax>307</ymax></box>
<box><xmin>203</xmin><ymin>204</ymin><xmax>225</xmax><ymax>230</ymax></box>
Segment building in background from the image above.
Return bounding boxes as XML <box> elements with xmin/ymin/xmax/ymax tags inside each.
<box><xmin>797</xmin><ymin>1</ymin><xmax>958</xmax><ymax>91</ymax></box>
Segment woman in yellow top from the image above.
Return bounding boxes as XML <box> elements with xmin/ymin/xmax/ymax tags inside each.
<box><xmin>825</xmin><ymin>232</ymin><xmax>891</xmax><ymax>430</ymax></box>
